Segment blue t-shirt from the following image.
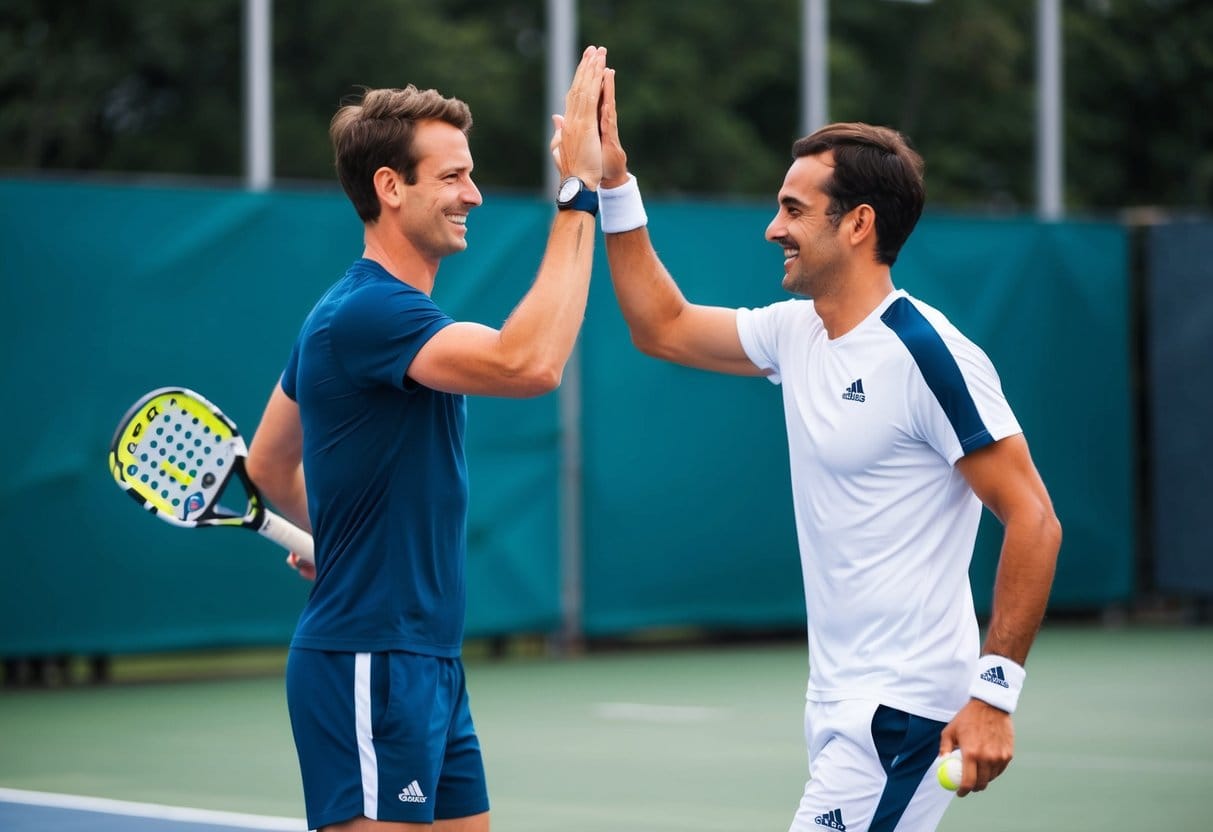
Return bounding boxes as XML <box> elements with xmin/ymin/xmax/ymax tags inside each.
<box><xmin>281</xmin><ymin>258</ymin><xmax>466</xmax><ymax>656</ymax></box>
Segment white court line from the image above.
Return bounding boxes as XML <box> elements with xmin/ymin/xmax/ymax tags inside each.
<box><xmin>0</xmin><ymin>787</ymin><xmax>307</xmax><ymax>830</ymax></box>
<box><xmin>592</xmin><ymin>702</ymin><xmax>729</xmax><ymax>722</ymax></box>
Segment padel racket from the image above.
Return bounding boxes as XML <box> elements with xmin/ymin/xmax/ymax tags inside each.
<box><xmin>109</xmin><ymin>387</ymin><xmax>314</xmax><ymax>564</ymax></box>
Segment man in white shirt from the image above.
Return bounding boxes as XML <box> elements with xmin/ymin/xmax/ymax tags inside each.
<box><xmin>591</xmin><ymin>67</ymin><xmax>1061</xmax><ymax>832</ymax></box>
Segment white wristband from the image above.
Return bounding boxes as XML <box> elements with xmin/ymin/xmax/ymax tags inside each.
<box><xmin>969</xmin><ymin>654</ymin><xmax>1026</xmax><ymax>713</ymax></box>
<box><xmin>599</xmin><ymin>174</ymin><xmax>648</xmax><ymax>234</ymax></box>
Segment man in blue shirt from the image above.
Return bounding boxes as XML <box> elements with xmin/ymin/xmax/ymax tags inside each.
<box><xmin>246</xmin><ymin>46</ymin><xmax>609</xmax><ymax>832</ymax></box>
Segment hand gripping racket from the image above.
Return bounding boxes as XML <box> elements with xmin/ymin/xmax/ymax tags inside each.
<box><xmin>109</xmin><ymin>387</ymin><xmax>314</xmax><ymax>564</ymax></box>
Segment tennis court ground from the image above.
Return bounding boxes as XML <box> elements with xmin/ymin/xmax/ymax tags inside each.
<box><xmin>1</xmin><ymin>625</ymin><xmax>1209</xmax><ymax>831</ymax></box>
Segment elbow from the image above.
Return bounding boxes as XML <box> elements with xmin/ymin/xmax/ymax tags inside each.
<box><xmin>630</xmin><ymin>329</ymin><xmax>673</xmax><ymax>361</ymax></box>
<box><xmin>244</xmin><ymin>452</ymin><xmax>271</xmax><ymax>492</ymax></box>
<box><xmin>631</xmin><ymin>330</ymin><xmax>659</xmax><ymax>357</ymax></box>
<box><xmin>1045</xmin><ymin>510</ymin><xmax>1063</xmax><ymax>554</ymax></box>
<box><xmin>1036</xmin><ymin>495</ymin><xmax>1062</xmax><ymax>546</ymax></box>
<box><xmin>522</xmin><ymin>365</ymin><xmax>563</xmax><ymax>396</ymax></box>
<box><xmin>499</xmin><ymin>357</ymin><xmax>563</xmax><ymax>397</ymax></box>
<box><xmin>1000</xmin><ymin>497</ymin><xmax>1062</xmax><ymax>564</ymax></box>
<box><xmin>1025</xmin><ymin>502</ymin><xmax>1063</xmax><ymax>561</ymax></box>
<box><xmin>245</xmin><ymin>451</ymin><xmax>293</xmax><ymax>502</ymax></box>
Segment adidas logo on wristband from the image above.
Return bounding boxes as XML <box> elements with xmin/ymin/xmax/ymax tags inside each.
<box><xmin>970</xmin><ymin>654</ymin><xmax>1025</xmax><ymax>713</ymax></box>
<box><xmin>980</xmin><ymin>665</ymin><xmax>1010</xmax><ymax>688</ymax></box>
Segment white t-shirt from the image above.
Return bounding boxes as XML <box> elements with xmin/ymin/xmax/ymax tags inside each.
<box><xmin>736</xmin><ymin>289</ymin><xmax>1022</xmax><ymax>721</ymax></box>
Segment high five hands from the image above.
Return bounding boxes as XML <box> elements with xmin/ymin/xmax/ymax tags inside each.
<box><xmin>550</xmin><ymin>46</ymin><xmax>607</xmax><ymax>189</ymax></box>
<box><xmin>550</xmin><ymin>47</ymin><xmax>631</xmax><ymax>192</ymax></box>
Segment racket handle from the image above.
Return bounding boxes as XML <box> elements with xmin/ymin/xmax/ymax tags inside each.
<box><xmin>257</xmin><ymin>510</ymin><xmax>315</xmax><ymax>565</ymax></box>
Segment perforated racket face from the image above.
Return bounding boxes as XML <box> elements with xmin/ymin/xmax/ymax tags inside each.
<box><xmin>109</xmin><ymin>388</ymin><xmax>249</xmax><ymax>527</ymax></box>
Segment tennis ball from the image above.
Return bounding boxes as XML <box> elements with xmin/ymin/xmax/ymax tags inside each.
<box><xmin>937</xmin><ymin>749</ymin><xmax>963</xmax><ymax>791</ymax></box>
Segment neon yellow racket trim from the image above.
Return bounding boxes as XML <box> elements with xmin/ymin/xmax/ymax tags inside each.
<box><xmin>112</xmin><ymin>389</ymin><xmax>239</xmax><ymax>521</ymax></box>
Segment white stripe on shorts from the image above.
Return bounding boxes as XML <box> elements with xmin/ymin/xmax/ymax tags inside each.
<box><xmin>354</xmin><ymin>653</ymin><xmax>378</xmax><ymax>819</ymax></box>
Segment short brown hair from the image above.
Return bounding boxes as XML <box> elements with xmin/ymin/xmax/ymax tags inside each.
<box><xmin>329</xmin><ymin>86</ymin><xmax>473</xmax><ymax>223</ymax></box>
<box><xmin>792</xmin><ymin>123</ymin><xmax>925</xmax><ymax>266</ymax></box>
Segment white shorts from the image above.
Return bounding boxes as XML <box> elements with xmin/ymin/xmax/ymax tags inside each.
<box><xmin>789</xmin><ymin>699</ymin><xmax>954</xmax><ymax>832</ymax></box>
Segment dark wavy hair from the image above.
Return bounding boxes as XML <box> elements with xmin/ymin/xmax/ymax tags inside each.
<box><xmin>792</xmin><ymin>123</ymin><xmax>925</xmax><ymax>266</ymax></box>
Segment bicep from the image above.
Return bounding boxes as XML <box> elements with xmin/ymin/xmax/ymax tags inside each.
<box><xmin>407</xmin><ymin>321</ymin><xmax>554</xmax><ymax>398</ymax></box>
<box><xmin>955</xmin><ymin>434</ymin><xmax>1052</xmax><ymax>524</ymax></box>
<box><xmin>649</xmin><ymin>304</ymin><xmax>769</xmax><ymax>377</ymax></box>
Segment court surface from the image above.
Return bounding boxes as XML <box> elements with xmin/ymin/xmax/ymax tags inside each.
<box><xmin>2</xmin><ymin>626</ymin><xmax>1210</xmax><ymax>831</ymax></box>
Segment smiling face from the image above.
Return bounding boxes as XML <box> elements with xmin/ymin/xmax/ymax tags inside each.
<box><xmin>395</xmin><ymin>119</ymin><xmax>482</xmax><ymax>261</ymax></box>
<box><xmin>764</xmin><ymin>152</ymin><xmax>850</xmax><ymax>299</ymax></box>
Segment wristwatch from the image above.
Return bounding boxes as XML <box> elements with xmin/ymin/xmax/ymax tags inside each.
<box><xmin>556</xmin><ymin>176</ymin><xmax>599</xmax><ymax>215</ymax></box>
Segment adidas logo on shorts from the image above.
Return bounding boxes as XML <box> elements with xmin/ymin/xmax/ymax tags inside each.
<box><xmin>398</xmin><ymin>780</ymin><xmax>428</xmax><ymax>803</ymax></box>
<box><xmin>814</xmin><ymin>808</ymin><xmax>847</xmax><ymax>830</ymax></box>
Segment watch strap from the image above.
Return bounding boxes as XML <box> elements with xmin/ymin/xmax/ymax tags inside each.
<box><xmin>561</xmin><ymin>187</ymin><xmax>598</xmax><ymax>216</ymax></box>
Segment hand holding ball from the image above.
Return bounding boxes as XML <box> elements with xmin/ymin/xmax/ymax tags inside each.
<box><xmin>937</xmin><ymin>749</ymin><xmax>963</xmax><ymax>791</ymax></box>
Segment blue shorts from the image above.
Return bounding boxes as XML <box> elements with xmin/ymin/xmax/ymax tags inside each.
<box><xmin>285</xmin><ymin>649</ymin><xmax>489</xmax><ymax>828</ymax></box>
<box><xmin>790</xmin><ymin>699</ymin><xmax>953</xmax><ymax>832</ymax></box>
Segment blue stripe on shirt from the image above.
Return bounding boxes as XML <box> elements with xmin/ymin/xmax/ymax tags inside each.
<box><xmin>880</xmin><ymin>297</ymin><xmax>993</xmax><ymax>454</ymax></box>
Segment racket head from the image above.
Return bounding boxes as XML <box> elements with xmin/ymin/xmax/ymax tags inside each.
<box><xmin>109</xmin><ymin>387</ymin><xmax>253</xmax><ymax>528</ymax></box>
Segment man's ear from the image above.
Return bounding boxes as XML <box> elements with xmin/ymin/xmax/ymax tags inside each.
<box><xmin>849</xmin><ymin>204</ymin><xmax>877</xmax><ymax>247</ymax></box>
<box><xmin>374</xmin><ymin>167</ymin><xmax>403</xmax><ymax>210</ymax></box>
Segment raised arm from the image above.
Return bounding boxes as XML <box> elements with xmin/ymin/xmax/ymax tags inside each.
<box><xmin>599</xmin><ymin>68</ymin><xmax>764</xmax><ymax>377</ymax></box>
<box><xmin>405</xmin><ymin>46</ymin><xmax>607</xmax><ymax>398</ymax></box>
<box><xmin>940</xmin><ymin>433</ymin><xmax>1061</xmax><ymax>796</ymax></box>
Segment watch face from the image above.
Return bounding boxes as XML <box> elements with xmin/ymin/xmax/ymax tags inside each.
<box><xmin>558</xmin><ymin>177</ymin><xmax>581</xmax><ymax>203</ymax></box>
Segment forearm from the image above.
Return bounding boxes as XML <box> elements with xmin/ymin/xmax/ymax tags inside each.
<box><xmin>982</xmin><ymin>510</ymin><xmax>1061</xmax><ymax>664</ymax></box>
<box><xmin>486</xmin><ymin>42</ymin><xmax>603</xmax><ymax>386</ymax></box>
<box><xmin>604</xmin><ymin>228</ymin><xmax>689</xmax><ymax>354</ymax></box>
<box><xmin>258</xmin><ymin>463</ymin><xmax>311</xmax><ymax>534</ymax></box>
<box><xmin>495</xmin><ymin>209</ymin><xmax>596</xmax><ymax>384</ymax></box>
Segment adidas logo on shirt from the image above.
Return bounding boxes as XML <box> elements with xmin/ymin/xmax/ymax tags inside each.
<box><xmin>980</xmin><ymin>665</ymin><xmax>1010</xmax><ymax>688</ymax></box>
<box><xmin>398</xmin><ymin>780</ymin><xmax>427</xmax><ymax>803</ymax></box>
<box><xmin>841</xmin><ymin>379</ymin><xmax>866</xmax><ymax>402</ymax></box>
<box><xmin>814</xmin><ymin>808</ymin><xmax>847</xmax><ymax>830</ymax></box>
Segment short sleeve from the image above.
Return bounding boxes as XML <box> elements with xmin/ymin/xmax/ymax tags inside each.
<box><xmin>947</xmin><ymin>337</ymin><xmax>1023</xmax><ymax>454</ymax></box>
<box><xmin>280</xmin><ymin>340</ymin><xmax>300</xmax><ymax>400</ymax></box>
<box><xmin>736</xmin><ymin>303</ymin><xmax>792</xmax><ymax>385</ymax></box>
<box><xmin>332</xmin><ymin>282</ymin><xmax>455</xmax><ymax>389</ymax></box>
<box><xmin>883</xmin><ymin>298</ymin><xmax>1022</xmax><ymax>465</ymax></box>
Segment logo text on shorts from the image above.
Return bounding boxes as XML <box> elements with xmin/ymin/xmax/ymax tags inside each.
<box><xmin>398</xmin><ymin>780</ymin><xmax>427</xmax><ymax>803</ymax></box>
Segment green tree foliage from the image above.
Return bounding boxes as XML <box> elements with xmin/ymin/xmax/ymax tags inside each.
<box><xmin>0</xmin><ymin>0</ymin><xmax>242</xmax><ymax>177</ymax></box>
<box><xmin>1066</xmin><ymin>0</ymin><xmax>1213</xmax><ymax>211</ymax></box>
<box><xmin>272</xmin><ymin>0</ymin><xmax>547</xmax><ymax>189</ymax></box>
<box><xmin>580</xmin><ymin>0</ymin><xmax>800</xmax><ymax>198</ymax></box>
<box><xmin>0</xmin><ymin>0</ymin><xmax>1208</xmax><ymax>212</ymax></box>
<box><xmin>830</xmin><ymin>0</ymin><xmax>1036</xmax><ymax>210</ymax></box>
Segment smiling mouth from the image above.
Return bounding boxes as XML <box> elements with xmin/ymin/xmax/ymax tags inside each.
<box><xmin>782</xmin><ymin>247</ymin><xmax>799</xmax><ymax>266</ymax></box>
<box><xmin>446</xmin><ymin>213</ymin><xmax>468</xmax><ymax>227</ymax></box>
